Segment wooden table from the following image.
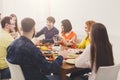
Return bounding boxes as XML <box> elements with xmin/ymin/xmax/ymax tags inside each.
<box><xmin>59</xmin><ymin>61</ymin><xmax>84</xmax><ymax>80</ymax></box>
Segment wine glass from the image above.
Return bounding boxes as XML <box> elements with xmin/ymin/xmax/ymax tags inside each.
<box><xmin>53</xmin><ymin>35</ymin><xmax>61</xmax><ymax>46</ymax></box>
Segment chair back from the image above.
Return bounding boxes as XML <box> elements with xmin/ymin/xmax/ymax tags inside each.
<box><xmin>6</xmin><ymin>59</ymin><xmax>25</xmax><ymax>80</ymax></box>
<box><xmin>95</xmin><ymin>63</ymin><xmax>120</xmax><ymax>80</ymax></box>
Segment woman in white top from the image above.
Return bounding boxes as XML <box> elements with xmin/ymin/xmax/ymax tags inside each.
<box><xmin>75</xmin><ymin>23</ymin><xmax>114</xmax><ymax>80</ymax></box>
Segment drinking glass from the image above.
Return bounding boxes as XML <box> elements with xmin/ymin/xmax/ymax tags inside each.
<box><xmin>53</xmin><ymin>35</ymin><xmax>60</xmax><ymax>46</ymax></box>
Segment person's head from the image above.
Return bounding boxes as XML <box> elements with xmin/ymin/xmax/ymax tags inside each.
<box><xmin>10</xmin><ymin>14</ymin><xmax>17</xmax><ymax>21</ymax></box>
<box><xmin>21</xmin><ymin>17</ymin><xmax>35</xmax><ymax>38</ymax></box>
<box><xmin>46</xmin><ymin>16</ymin><xmax>55</xmax><ymax>28</ymax></box>
<box><xmin>90</xmin><ymin>23</ymin><xmax>114</xmax><ymax>72</ymax></box>
<box><xmin>1</xmin><ymin>16</ymin><xmax>14</xmax><ymax>33</ymax></box>
<box><xmin>10</xmin><ymin>14</ymin><xmax>18</xmax><ymax>32</ymax></box>
<box><xmin>85</xmin><ymin>20</ymin><xmax>95</xmax><ymax>34</ymax></box>
<box><xmin>61</xmin><ymin>19</ymin><xmax>72</xmax><ymax>33</ymax></box>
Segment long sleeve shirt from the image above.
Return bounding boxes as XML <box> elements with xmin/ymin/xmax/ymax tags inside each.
<box><xmin>77</xmin><ymin>35</ymin><xmax>90</xmax><ymax>49</ymax></box>
<box><xmin>7</xmin><ymin>36</ymin><xmax>63</xmax><ymax>80</ymax></box>
<box><xmin>35</xmin><ymin>27</ymin><xmax>59</xmax><ymax>43</ymax></box>
<box><xmin>61</xmin><ymin>31</ymin><xmax>77</xmax><ymax>48</ymax></box>
<box><xmin>0</xmin><ymin>29</ymin><xmax>14</xmax><ymax>70</ymax></box>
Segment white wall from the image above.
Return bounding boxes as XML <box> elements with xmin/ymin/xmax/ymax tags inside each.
<box><xmin>1</xmin><ymin>0</ymin><xmax>120</xmax><ymax>36</ymax></box>
<box><xmin>50</xmin><ymin>0</ymin><xmax>120</xmax><ymax>37</ymax></box>
<box><xmin>1</xmin><ymin>0</ymin><xmax>50</xmax><ymax>31</ymax></box>
<box><xmin>0</xmin><ymin>0</ymin><xmax>3</xmax><ymax>13</ymax></box>
<box><xmin>0</xmin><ymin>0</ymin><xmax>120</xmax><ymax>64</ymax></box>
<box><xmin>109</xmin><ymin>36</ymin><xmax>120</xmax><ymax>64</ymax></box>
<box><xmin>0</xmin><ymin>0</ymin><xmax>3</xmax><ymax>28</ymax></box>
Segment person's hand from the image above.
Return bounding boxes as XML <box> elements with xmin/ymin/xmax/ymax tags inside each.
<box><xmin>58</xmin><ymin>50</ymin><xmax>68</xmax><ymax>59</ymax></box>
<box><xmin>10</xmin><ymin>32</ymin><xmax>18</xmax><ymax>39</ymax></box>
<box><xmin>32</xmin><ymin>38</ymin><xmax>40</xmax><ymax>45</ymax></box>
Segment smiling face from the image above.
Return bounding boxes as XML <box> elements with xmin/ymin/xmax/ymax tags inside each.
<box><xmin>9</xmin><ymin>19</ymin><xmax>15</xmax><ymax>32</ymax></box>
<box><xmin>85</xmin><ymin>24</ymin><xmax>90</xmax><ymax>34</ymax></box>
<box><xmin>46</xmin><ymin>16</ymin><xmax>55</xmax><ymax>29</ymax></box>
<box><xmin>85</xmin><ymin>20</ymin><xmax>96</xmax><ymax>34</ymax></box>
<box><xmin>46</xmin><ymin>20</ymin><xmax>54</xmax><ymax>29</ymax></box>
<box><xmin>61</xmin><ymin>23</ymin><xmax>64</xmax><ymax>32</ymax></box>
<box><xmin>10</xmin><ymin>19</ymin><xmax>16</xmax><ymax>28</ymax></box>
<box><xmin>5</xmin><ymin>19</ymin><xmax>15</xmax><ymax>33</ymax></box>
<box><xmin>11</xmin><ymin>16</ymin><xmax>17</xmax><ymax>22</ymax></box>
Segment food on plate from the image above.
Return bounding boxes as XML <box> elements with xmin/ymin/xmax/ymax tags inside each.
<box><xmin>67</xmin><ymin>54</ymin><xmax>75</xmax><ymax>59</ymax></box>
<box><xmin>41</xmin><ymin>46</ymin><xmax>49</xmax><ymax>50</ymax></box>
<box><xmin>36</xmin><ymin>46</ymin><xmax>41</xmax><ymax>48</ymax></box>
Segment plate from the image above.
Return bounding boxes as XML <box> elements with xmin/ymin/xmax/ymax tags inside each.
<box><xmin>68</xmin><ymin>49</ymin><xmax>84</xmax><ymax>54</ymax></box>
<box><xmin>65</xmin><ymin>59</ymin><xmax>75</xmax><ymax>64</ymax></box>
<box><xmin>67</xmin><ymin>54</ymin><xmax>79</xmax><ymax>59</ymax></box>
<box><xmin>52</xmin><ymin>45</ymin><xmax>61</xmax><ymax>51</ymax></box>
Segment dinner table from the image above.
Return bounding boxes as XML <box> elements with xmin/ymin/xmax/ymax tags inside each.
<box><xmin>35</xmin><ymin>42</ymin><xmax>84</xmax><ymax>80</ymax></box>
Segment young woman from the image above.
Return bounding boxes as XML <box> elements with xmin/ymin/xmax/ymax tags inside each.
<box><xmin>10</xmin><ymin>14</ymin><xmax>21</xmax><ymax>39</ymax></box>
<box><xmin>70</xmin><ymin>21</ymin><xmax>95</xmax><ymax>79</ymax></box>
<box><xmin>75</xmin><ymin>23</ymin><xmax>114</xmax><ymax>80</ymax></box>
<box><xmin>60</xmin><ymin>19</ymin><xmax>77</xmax><ymax>48</ymax></box>
<box><xmin>77</xmin><ymin>20</ymin><xmax>95</xmax><ymax>49</ymax></box>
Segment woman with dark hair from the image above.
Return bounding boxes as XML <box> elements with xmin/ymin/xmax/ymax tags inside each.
<box><xmin>75</xmin><ymin>23</ymin><xmax>114</xmax><ymax>80</ymax></box>
<box><xmin>60</xmin><ymin>19</ymin><xmax>77</xmax><ymax>48</ymax></box>
<box><xmin>10</xmin><ymin>14</ymin><xmax>21</xmax><ymax>39</ymax></box>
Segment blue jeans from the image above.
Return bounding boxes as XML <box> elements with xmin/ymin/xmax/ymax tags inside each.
<box><xmin>0</xmin><ymin>67</ymin><xmax>11</xmax><ymax>79</ymax></box>
<box><xmin>46</xmin><ymin>75</ymin><xmax>71</xmax><ymax>80</ymax></box>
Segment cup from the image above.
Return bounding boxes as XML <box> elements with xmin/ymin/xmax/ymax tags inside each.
<box><xmin>53</xmin><ymin>35</ymin><xmax>61</xmax><ymax>46</ymax></box>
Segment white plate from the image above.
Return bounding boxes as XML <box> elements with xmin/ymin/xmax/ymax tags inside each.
<box><xmin>67</xmin><ymin>54</ymin><xmax>79</xmax><ymax>59</ymax></box>
<box><xmin>65</xmin><ymin>59</ymin><xmax>75</xmax><ymax>64</ymax></box>
<box><xmin>68</xmin><ymin>49</ymin><xmax>84</xmax><ymax>54</ymax></box>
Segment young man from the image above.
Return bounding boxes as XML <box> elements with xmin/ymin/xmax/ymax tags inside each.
<box><xmin>0</xmin><ymin>16</ymin><xmax>14</xmax><ymax>80</ymax></box>
<box><xmin>35</xmin><ymin>16</ymin><xmax>59</xmax><ymax>43</ymax></box>
<box><xmin>7</xmin><ymin>18</ymin><xmax>63</xmax><ymax>80</ymax></box>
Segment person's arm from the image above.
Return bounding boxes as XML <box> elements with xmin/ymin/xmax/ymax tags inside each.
<box><xmin>61</xmin><ymin>33</ymin><xmax>77</xmax><ymax>46</ymax></box>
<box><xmin>69</xmin><ymin>34</ymin><xmax>77</xmax><ymax>44</ymax></box>
<box><xmin>42</xmin><ymin>38</ymin><xmax>54</xmax><ymax>43</ymax></box>
<box><xmin>77</xmin><ymin>36</ymin><xmax>87</xmax><ymax>49</ymax></box>
<box><xmin>75</xmin><ymin>45</ymin><xmax>91</xmax><ymax>68</ymax></box>
<box><xmin>7</xmin><ymin>41</ymin><xmax>63</xmax><ymax>74</ymax></box>
<box><xmin>35</xmin><ymin>27</ymin><xmax>45</xmax><ymax>37</ymax></box>
<box><xmin>32</xmin><ymin>47</ymin><xmax>63</xmax><ymax>73</ymax></box>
